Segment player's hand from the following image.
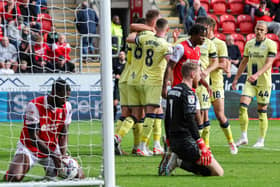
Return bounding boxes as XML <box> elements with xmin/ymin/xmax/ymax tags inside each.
<box><xmin>197</xmin><ymin>148</ymin><xmax>212</xmax><ymax>166</ymax></box>
<box><xmin>51</xmin><ymin>154</ymin><xmax>63</xmax><ymax>172</ymax></box>
<box><xmin>206</xmin><ymin>86</ymin><xmax>213</xmax><ymax>97</ymax></box>
<box><xmin>232</xmin><ymin>79</ymin><xmax>238</xmax><ymax>90</ymax></box>
<box><xmin>172</xmin><ymin>28</ymin><xmax>182</xmax><ymax>42</ymax></box>
<box><xmin>196</xmin><ymin>138</ymin><xmax>212</xmax><ymax>166</ymax></box>
<box><xmin>247</xmin><ymin>74</ymin><xmax>258</xmax><ymax>83</ymax></box>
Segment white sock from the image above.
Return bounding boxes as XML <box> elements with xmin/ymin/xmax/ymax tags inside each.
<box><xmin>241</xmin><ymin>132</ymin><xmax>247</xmax><ymax>140</ymax></box>
<box><xmin>153</xmin><ymin>141</ymin><xmax>161</xmax><ymax>148</ymax></box>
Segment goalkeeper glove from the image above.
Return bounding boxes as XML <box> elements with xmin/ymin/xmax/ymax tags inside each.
<box><xmin>196</xmin><ymin>138</ymin><xmax>212</xmax><ymax>166</ymax></box>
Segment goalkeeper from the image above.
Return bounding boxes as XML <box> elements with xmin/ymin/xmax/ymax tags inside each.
<box><xmin>161</xmin><ymin>62</ymin><xmax>223</xmax><ymax>176</ymax></box>
<box><xmin>4</xmin><ymin>78</ymin><xmax>84</xmax><ymax>181</ymax></box>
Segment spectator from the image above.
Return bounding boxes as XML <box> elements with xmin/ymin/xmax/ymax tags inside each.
<box><xmin>22</xmin><ymin>25</ymin><xmax>32</xmax><ymax>43</ymax></box>
<box><xmin>113</xmin><ymin>51</ymin><xmax>126</xmax><ymax>120</ymax></box>
<box><xmin>7</xmin><ymin>17</ymin><xmax>25</xmax><ymax>49</ymax></box>
<box><xmin>0</xmin><ymin>36</ymin><xmax>18</xmax><ymax>72</ymax></box>
<box><xmin>0</xmin><ymin>61</ymin><xmax>15</xmax><ymax>74</ymax></box>
<box><xmin>226</xmin><ymin>35</ymin><xmax>241</xmax><ymax>74</ymax></box>
<box><xmin>75</xmin><ymin>0</ymin><xmax>99</xmax><ymax>55</ymax></box>
<box><xmin>111</xmin><ymin>15</ymin><xmax>124</xmax><ymax>54</ymax></box>
<box><xmin>18</xmin><ymin>60</ymin><xmax>30</xmax><ymax>73</ymax></box>
<box><xmin>18</xmin><ymin>41</ymin><xmax>41</xmax><ymax>73</ymax></box>
<box><xmin>53</xmin><ymin>34</ymin><xmax>71</xmax><ymax>61</ymax></box>
<box><xmin>46</xmin><ymin>55</ymin><xmax>75</xmax><ymax>73</ymax></box>
<box><xmin>176</xmin><ymin>0</ymin><xmax>188</xmax><ymax>24</ymax></box>
<box><xmin>272</xmin><ymin>59</ymin><xmax>280</xmax><ymax>73</ymax></box>
<box><xmin>34</xmin><ymin>35</ymin><xmax>49</xmax><ymax>65</ymax></box>
<box><xmin>244</xmin><ymin>0</ymin><xmax>260</xmax><ymax>23</ymax></box>
<box><xmin>18</xmin><ymin>0</ymin><xmax>37</xmax><ymax>24</ymax></box>
<box><xmin>2</xmin><ymin>0</ymin><xmax>21</xmax><ymax>24</ymax></box>
<box><xmin>255</xmin><ymin>0</ymin><xmax>273</xmax><ymax>23</ymax></box>
<box><xmin>36</xmin><ymin>0</ymin><xmax>48</xmax><ymax>14</ymax></box>
<box><xmin>46</xmin><ymin>26</ymin><xmax>59</xmax><ymax>46</ymax></box>
<box><xmin>184</xmin><ymin>0</ymin><xmax>207</xmax><ymax>33</ymax></box>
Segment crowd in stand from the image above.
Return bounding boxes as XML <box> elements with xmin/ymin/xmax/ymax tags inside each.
<box><xmin>0</xmin><ymin>0</ymin><xmax>74</xmax><ymax>74</ymax></box>
<box><xmin>175</xmin><ymin>0</ymin><xmax>280</xmax><ymax>73</ymax></box>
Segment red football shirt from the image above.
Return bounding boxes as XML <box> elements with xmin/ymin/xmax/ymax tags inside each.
<box><xmin>20</xmin><ymin>96</ymin><xmax>72</xmax><ymax>158</ymax></box>
<box><xmin>170</xmin><ymin>40</ymin><xmax>201</xmax><ymax>87</ymax></box>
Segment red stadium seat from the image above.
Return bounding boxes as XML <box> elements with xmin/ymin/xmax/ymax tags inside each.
<box><xmin>215</xmin><ymin>33</ymin><xmax>226</xmax><ymax>41</ymax></box>
<box><xmin>237</xmin><ymin>14</ymin><xmax>254</xmax><ymax>34</ymax></box>
<box><xmin>245</xmin><ymin>0</ymin><xmax>260</xmax><ymax>6</ymax></box>
<box><xmin>208</xmin><ymin>14</ymin><xmax>219</xmax><ymax>32</ymax></box>
<box><xmin>266</xmin><ymin>33</ymin><xmax>280</xmax><ymax>51</ymax></box>
<box><xmin>272</xmin><ymin>53</ymin><xmax>280</xmax><ymax>73</ymax></box>
<box><xmin>228</xmin><ymin>0</ymin><xmax>244</xmax><ymax>15</ymax></box>
<box><xmin>0</xmin><ymin>1</ymin><xmax>6</xmax><ymax>13</ymax></box>
<box><xmin>246</xmin><ymin>33</ymin><xmax>256</xmax><ymax>41</ymax></box>
<box><xmin>200</xmin><ymin>0</ymin><xmax>210</xmax><ymax>12</ymax></box>
<box><xmin>37</xmin><ymin>13</ymin><xmax>53</xmax><ymax>34</ymax></box>
<box><xmin>220</xmin><ymin>14</ymin><xmax>236</xmax><ymax>34</ymax></box>
<box><xmin>211</xmin><ymin>0</ymin><xmax>227</xmax><ymax>15</ymax></box>
<box><xmin>231</xmin><ymin>33</ymin><xmax>245</xmax><ymax>54</ymax></box>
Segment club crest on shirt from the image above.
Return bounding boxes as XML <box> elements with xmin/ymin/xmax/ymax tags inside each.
<box><xmin>188</xmin><ymin>95</ymin><xmax>195</xmax><ymax>104</ymax></box>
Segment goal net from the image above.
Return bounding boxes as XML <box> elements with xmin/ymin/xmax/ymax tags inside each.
<box><xmin>0</xmin><ymin>0</ymin><xmax>115</xmax><ymax>186</ymax></box>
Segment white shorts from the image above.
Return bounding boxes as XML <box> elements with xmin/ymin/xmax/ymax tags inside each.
<box><xmin>15</xmin><ymin>141</ymin><xmax>61</xmax><ymax>177</ymax></box>
<box><xmin>196</xmin><ymin>95</ymin><xmax>201</xmax><ymax>110</ymax></box>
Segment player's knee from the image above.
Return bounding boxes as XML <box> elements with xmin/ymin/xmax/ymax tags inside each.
<box><xmin>220</xmin><ymin>120</ymin><xmax>229</xmax><ymax>128</ymax></box>
<box><xmin>240</xmin><ymin>103</ymin><xmax>249</xmax><ymax>112</ymax></box>
<box><xmin>258</xmin><ymin>110</ymin><xmax>267</xmax><ymax>121</ymax></box>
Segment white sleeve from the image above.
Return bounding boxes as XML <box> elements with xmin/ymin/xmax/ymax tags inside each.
<box><xmin>24</xmin><ymin>102</ymin><xmax>40</xmax><ymax>125</ymax></box>
<box><xmin>64</xmin><ymin>102</ymin><xmax>72</xmax><ymax>125</ymax></box>
<box><xmin>169</xmin><ymin>44</ymin><xmax>184</xmax><ymax>63</ymax></box>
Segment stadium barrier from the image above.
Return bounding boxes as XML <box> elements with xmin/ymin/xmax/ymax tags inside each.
<box><xmin>0</xmin><ymin>73</ymin><xmax>280</xmax><ymax>122</ymax></box>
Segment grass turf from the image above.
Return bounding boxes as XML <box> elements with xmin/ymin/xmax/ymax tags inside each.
<box><xmin>0</xmin><ymin>120</ymin><xmax>280</xmax><ymax>186</ymax></box>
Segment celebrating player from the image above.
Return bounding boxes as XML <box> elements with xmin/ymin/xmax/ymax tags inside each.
<box><xmin>114</xmin><ymin>10</ymin><xmax>160</xmax><ymax>155</ymax></box>
<box><xmin>161</xmin><ymin>62</ymin><xmax>224</xmax><ymax>176</ymax></box>
<box><xmin>204</xmin><ymin>17</ymin><xmax>238</xmax><ymax>154</ymax></box>
<box><xmin>4</xmin><ymin>78</ymin><xmax>84</xmax><ymax>181</ymax></box>
<box><xmin>232</xmin><ymin>21</ymin><xmax>277</xmax><ymax>148</ymax></box>
<box><xmin>127</xmin><ymin>18</ymin><xmax>173</xmax><ymax>156</ymax></box>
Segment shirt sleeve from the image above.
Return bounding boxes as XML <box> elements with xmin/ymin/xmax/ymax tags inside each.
<box><xmin>268</xmin><ymin>40</ymin><xmax>277</xmax><ymax>57</ymax></box>
<box><xmin>64</xmin><ymin>102</ymin><xmax>72</xmax><ymax>125</ymax></box>
<box><xmin>209</xmin><ymin>40</ymin><xmax>217</xmax><ymax>58</ymax></box>
<box><xmin>218</xmin><ymin>41</ymin><xmax>228</xmax><ymax>58</ymax></box>
<box><xmin>170</xmin><ymin>44</ymin><xmax>184</xmax><ymax>63</ymax></box>
<box><xmin>24</xmin><ymin>102</ymin><xmax>40</xmax><ymax>125</ymax></box>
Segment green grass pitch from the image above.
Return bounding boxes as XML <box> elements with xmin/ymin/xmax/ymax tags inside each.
<box><xmin>0</xmin><ymin>120</ymin><xmax>280</xmax><ymax>186</ymax></box>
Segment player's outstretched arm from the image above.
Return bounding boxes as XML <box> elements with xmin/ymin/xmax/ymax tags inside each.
<box><xmin>126</xmin><ymin>32</ymin><xmax>137</xmax><ymax>43</ymax></box>
<box><xmin>232</xmin><ymin>57</ymin><xmax>248</xmax><ymax>90</ymax></box>
<box><xmin>130</xmin><ymin>23</ymin><xmax>154</xmax><ymax>32</ymax></box>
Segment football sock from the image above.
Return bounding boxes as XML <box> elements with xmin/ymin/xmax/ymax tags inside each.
<box><xmin>258</xmin><ymin>110</ymin><xmax>268</xmax><ymax>138</ymax></box>
<box><xmin>133</xmin><ymin>119</ymin><xmax>144</xmax><ymax>147</ymax></box>
<box><xmin>140</xmin><ymin>113</ymin><xmax>156</xmax><ymax>144</ymax></box>
<box><xmin>198</xmin><ymin>123</ymin><xmax>204</xmax><ymax>137</ymax></box>
<box><xmin>153</xmin><ymin>113</ymin><xmax>164</xmax><ymax>145</ymax></box>
<box><xmin>115</xmin><ymin>116</ymin><xmax>125</xmax><ymax>133</ymax></box>
<box><xmin>117</xmin><ymin>116</ymin><xmax>137</xmax><ymax>138</ymax></box>
<box><xmin>202</xmin><ymin>121</ymin><xmax>211</xmax><ymax>147</ymax></box>
<box><xmin>239</xmin><ymin>103</ymin><xmax>249</xmax><ymax>133</ymax></box>
<box><xmin>220</xmin><ymin>120</ymin><xmax>234</xmax><ymax>144</ymax></box>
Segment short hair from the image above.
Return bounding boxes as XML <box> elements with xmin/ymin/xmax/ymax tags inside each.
<box><xmin>181</xmin><ymin>62</ymin><xmax>199</xmax><ymax>78</ymax></box>
<box><xmin>195</xmin><ymin>16</ymin><xmax>208</xmax><ymax>25</ymax></box>
<box><xmin>206</xmin><ymin>17</ymin><xmax>216</xmax><ymax>31</ymax></box>
<box><xmin>256</xmin><ymin>20</ymin><xmax>268</xmax><ymax>28</ymax></box>
<box><xmin>156</xmin><ymin>18</ymin><xmax>168</xmax><ymax>30</ymax></box>
<box><xmin>189</xmin><ymin>24</ymin><xmax>207</xmax><ymax>36</ymax></box>
<box><xmin>134</xmin><ymin>18</ymin><xmax>146</xmax><ymax>24</ymax></box>
<box><xmin>52</xmin><ymin>78</ymin><xmax>71</xmax><ymax>94</ymax></box>
<box><xmin>145</xmin><ymin>9</ymin><xmax>160</xmax><ymax>24</ymax></box>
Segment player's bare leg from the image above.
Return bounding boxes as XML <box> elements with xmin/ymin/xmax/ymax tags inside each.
<box><xmin>5</xmin><ymin>154</ymin><xmax>30</xmax><ymax>182</ymax></box>
<box><xmin>207</xmin><ymin>157</ymin><xmax>224</xmax><ymax>176</ymax></box>
<box><xmin>212</xmin><ymin>98</ymin><xmax>238</xmax><ymax>154</ymax></box>
<box><xmin>236</xmin><ymin>96</ymin><xmax>252</xmax><ymax>147</ymax></box>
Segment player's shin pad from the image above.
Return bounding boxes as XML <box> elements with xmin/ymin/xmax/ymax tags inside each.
<box><xmin>133</xmin><ymin>122</ymin><xmax>143</xmax><ymax>147</ymax></box>
<box><xmin>239</xmin><ymin>104</ymin><xmax>249</xmax><ymax>132</ymax></box>
<box><xmin>117</xmin><ymin>116</ymin><xmax>136</xmax><ymax>138</ymax></box>
<box><xmin>258</xmin><ymin>110</ymin><xmax>268</xmax><ymax>138</ymax></box>
<box><xmin>202</xmin><ymin>122</ymin><xmax>211</xmax><ymax>147</ymax></box>
<box><xmin>153</xmin><ymin>116</ymin><xmax>163</xmax><ymax>142</ymax></box>
<box><xmin>220</xmin><ymin>121</ymin><xmax>234</xmax><ymax>143</ymax></box>
<box><xmin>141</xmin><ymin>115</ymin><xmax>156</xmax><ymax>143</ymax></box>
